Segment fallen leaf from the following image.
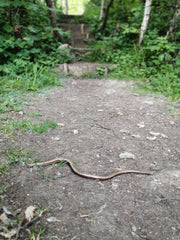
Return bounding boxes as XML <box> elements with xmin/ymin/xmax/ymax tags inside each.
<box><xmin>0</xmin><ymin>229</ymin><xmax>17</xmax><ymax>239</ymax></box>
<box><xmin>25</xmin><ymin>206</ymin><xmax>36</xmax><ymax>222</ymax></box>
<box><xmin>2</xmin><ymin>206</ymin><xmax>12</xmax><ymax>215</ymax></box>
<box><xmin>0</xmin><ymin>213</ymin><xmax>8</xmax><ymax>224</ymax></box>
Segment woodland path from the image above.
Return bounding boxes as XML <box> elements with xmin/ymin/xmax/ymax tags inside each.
<box><xmin>0</xmin><ymin>77</ymin><xmax>180</xmax><ymax>240</ymax></box>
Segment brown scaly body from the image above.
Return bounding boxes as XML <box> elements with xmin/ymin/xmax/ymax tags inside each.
<box><xmin>27</xmin><ymin>158</ymin><xmax>153</xmax><ymax>180</ymax></box>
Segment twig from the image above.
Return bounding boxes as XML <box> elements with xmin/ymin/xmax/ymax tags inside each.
<box><xmin>14</xmin><ymin>208</ymin><xmax>49</xmax><ymax>240</ymax></box>
<box><xmin>15</xmin><ymin>217</ymin><xmax>25</xmax><ymax>240</ymax></box>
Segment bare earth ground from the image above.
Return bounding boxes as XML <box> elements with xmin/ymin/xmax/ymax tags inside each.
<box><xmin>0</xmin><ymin>77</ymin><xmax>180</xmax><ymax>240</ymax></box>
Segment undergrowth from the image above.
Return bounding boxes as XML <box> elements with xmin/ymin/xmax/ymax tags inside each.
<box><xmin>0</xmin><ymin>118</ymin><xmax>58</xmax><ymax>135</ymax></box>
<box><xmin>82</xmin><ymin>0</ymin><xmax>180</xmax><ymax>100</ymax></box>
<box><xmin>0</xmin><ymin>1</ymin><xmax>74</xmax><ymax>113</ymax></box>
<box><xmin>5</xmin><ymin>147</ymin><xmax>34</xmax><ymax>165</ymax></box>
<box><xmin>86</xmin><ymin>33</ymin><xmax>180</xmax><ymax>100</ymax></box>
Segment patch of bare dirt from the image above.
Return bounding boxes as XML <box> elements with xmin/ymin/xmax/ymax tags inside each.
<box><xmin>0</xmin><ymin>78</ymin><xmax>180</xmax><ymax>240</ymax></box>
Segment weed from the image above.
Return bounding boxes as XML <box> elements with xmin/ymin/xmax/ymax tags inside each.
<box><xmin>5</xmin><ymin>147</ymin><xmax>34</xmax><ymax>164</ymax></box>
<box><xmin>39</xmin><ymin>172</ymin><xmax>54</xmax><ymax>180</ymax></box>
<box><xmin>0</xmin><ymin>61</ymin><xmax>63</xmax><ymax>113</ymax></box>
<box><xmin>0</xmin><ymin>186</ymin><xmax>7</xmax><ymax>204</ymax></box>
<box><xmin>0</xmin><ymin>94</ymin><xmax>23</xmax><ymax>113</ymax></box>
<box><xmin>57</xmin><ymin>160</ymin><xmax>67</xmax><ymax>168</ymax></box>
<box><xmin>96</xmin><ymin>66</ymin><xmax>107</xmax><ymax>78</ymax></box>
<box><xmin>81</xmin><ymin>71</ymin><xmax>96</xmax><ymax>79</ymax></box>
<box><xmin>0</xmin><ymin>186</ymin><xmax>7</xmax><ymax>194</ymax></box>
<box><xmin>28</xmin><ymin>224</ymin><xmax>46</xmax><ymax>240</ymax></box>
<box><xmin>0</xmin><ymin>164</ymin><xmax>8</xmax><ymax>174</ymax></box>
<box><xmin>27</xmin><ymin>112</ymin><xmax>43</xmax><ymax>117</ymax></box>
<box><xmin>32</xmin><ymin>120</ymin><xmax>58</xmax><ymax>134</ymax></box>
<box><xmin>32</xmin><ymin>158</ymin><xmax>41</xmax><ymax>164</ymax></box>
<box><xmin>1</xmin><ymin>119</ymin><xmax>58</xmax><ymax>135</ymax></box>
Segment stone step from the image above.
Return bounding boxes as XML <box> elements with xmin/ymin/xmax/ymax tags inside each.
<box><xmin>57</xmin><ymin>62</ymin><xmax>115</xmax><ymax>77</ymax></box>
<box><xmin>59</xmin><ymin>24</ymin><xmax>90</xmax><ymax>35</ymax></box>
<box><xmin>59</xmin><ymin>15</ymin><xmax>84</xmax><ymax>24</ymax></box>
<box><xmin>71</xmin><ymin>38</ymin><xmax>92</xmax><ymax>48</ymax></box>
<box><xmin>71</xmin><ymin>47</ymin><xmax>92</xmax><ymax>57</ymax></box>
<box><xmin>59</xmin><ymin>23</ymin><xmax>93</xmax><ymax>48</ymax></box>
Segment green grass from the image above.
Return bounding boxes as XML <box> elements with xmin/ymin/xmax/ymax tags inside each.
<box><xmin>0</xmin><ymin>60</ymin><xmax>62</xmax><ymax>113</ymax></box>
<box><xmin>0</xmin><ymin>164</ymin><xmax>8</xmax><ymax>174</ymax></box>
<box><xmin>28</xmin><ymin>225</ymin><xmax>46</xmax><ymax>240</ymax></box>
<box><xmin>0</xmin><ymin>119</ymin><xmax>58</xmax><ymax>135</ymax></box>
<box><xmin>5</xmin><ymin>147</ymin><xmax>34</xmax><ymax>164</ymax></box>
<box><xmin>27</xmin><ymin>112</ymin><xmax>43</xmax><ymax>117</ymax></box>
<box><xmin>0</xmin><ymin>186</ymin><xmax>7</xmax><ymax>204</ymax></box>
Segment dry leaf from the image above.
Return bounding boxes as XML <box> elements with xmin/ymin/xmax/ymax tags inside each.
<box><xmin>0</xmin><ymin>229</ymin><xmax>17</xmax><ymax>239</ymax></box>
<box><xmin>25</xmin><ymin>206</ymin><xmax>36</xmax><ymax>222</ymax></box>
<box><xmin>0</xmin><ymin>213</ymin><xmax>8</xmax><ymax>224</ymax></box>
<box><xmin>3</xmin><ymin>206</ymin><xmax>12</xmax><ymax>215</ymax></box>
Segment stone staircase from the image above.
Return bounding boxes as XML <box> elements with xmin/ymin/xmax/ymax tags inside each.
<box><xmin>59</xmin><ymin>23</ymin><xmax>93</xmax><ymax>48</ymax></box>
<box><xmin>58</xmin><ymin>16</ymin><xmax>115</xmax><ymax>76</ymax></box>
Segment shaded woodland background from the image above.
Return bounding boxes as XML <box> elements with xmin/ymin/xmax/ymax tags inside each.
<box><xmin>0</xmin><ymin>0</ymin><xmax>180</xmax><ymax>114</ymax></box>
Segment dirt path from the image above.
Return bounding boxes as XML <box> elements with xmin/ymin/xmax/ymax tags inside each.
<box><xmin>0</xmin><ymin>78</ymin><xmax>180</xmax><ymax>240</ymax></box>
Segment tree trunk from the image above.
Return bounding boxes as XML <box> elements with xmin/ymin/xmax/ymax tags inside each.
<box><xmin>13</xmin><ymin>24</ymin><xmax>23</xmax><ymax>39</ymax></box>
<box><xmin>100</xmin><ymin>0</ymin><xmax>114</xmax><ymax>34</ymax></box>
<box><xmin>165</xmin><ymin>6</ymin><xmax>180</xmax><ymax>40</ymax></box>
<box><xmin>65</xmin><ymin>0</ymin><xmax>68</xmax><ymax>15</ymax></box>
<box><xmin>99</xmin><ymin>0</ymin><xmax>106</xmax><ymax>21</ymax></box>
<box><xmin>138</xmin><ymin>0</ymin><xmax>152</xmax><ymax>47</ymax></box>
<box><xmin>45</xmin><ymin>0</ymin><xmax>60</xmax><ymax>39</ymax></box>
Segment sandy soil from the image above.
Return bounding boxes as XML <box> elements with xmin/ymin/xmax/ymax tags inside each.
<box><xmin>0</xmin><ymin>77</ymin><xmax>180</xmax><ymax>240</ymax></box>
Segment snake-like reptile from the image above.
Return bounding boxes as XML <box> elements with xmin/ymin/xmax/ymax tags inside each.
<box><xmin>27</xmin><ymin>158</ymin><xmax>152</xmax><ymax>180</ymax></box>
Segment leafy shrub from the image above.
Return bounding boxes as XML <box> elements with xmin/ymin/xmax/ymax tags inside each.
<box><xmin>0</xmin><ymin>0</ymin><xmax>75</xmax><ymax>113</ymax></box>
<box><xmin>87</xmin><ymin>34</ymin><xmax>180</xmax><ymax>100</ymax></box>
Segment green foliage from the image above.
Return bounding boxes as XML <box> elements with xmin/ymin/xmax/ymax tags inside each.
<box><xmin>0</xmin><ymin>186</ymin><xmax>7</xmax><ymax>204</ymax></box>
<box><xmin>0</xmin><ymin>59</ymin><xmax>63</xmax><ymax>113</ymax></box>
<box><xmin>0</xmin><ymin>118</ymin><xmax>58</xmax><ymax>135</ymax></box>
<box><xmin>0</xmin><ymin>60</ymin><xmax>61</xmax><ymax>92</ymax></box>
<box><xmin>0</xmin><ymin>0</ymin><xmax>75</xmax><ymax>113</ymax></box>
<box><xmin>0</xmin><ymin>0</ymin><xmax>179</xmax><ymax>101</ymax></box>
<box><xmin>5</xmin><ymin>147</ymin><xmax>34</xmax><ymax>164</ymax></box>
<box><xmin>83</xmin><ymin>1</ymin><xmax>100</xmax><ymax>23</ymax></box>
<box><xmin>84</xmin><ymin>0</ymin><xmax>180</xmax><ymax>100</ymax></box>
<box><xmin>87</xmin><ymin>33</ymin><xmax>180</xmax><ymax>99</ymax></box>
<box><xmin>27</xmin><ymin>112</ymin><xmax>43</xmax><ymax>117</ymax></box>
<box><xmin>28</xmin><ymin>224</ymin><xmax>46</xmax><ymax>240</ymax></box>
<box><xmin>96</xmin><ymin>66</ymin><xmax>107</xmax><ymax>77</ymax></box>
